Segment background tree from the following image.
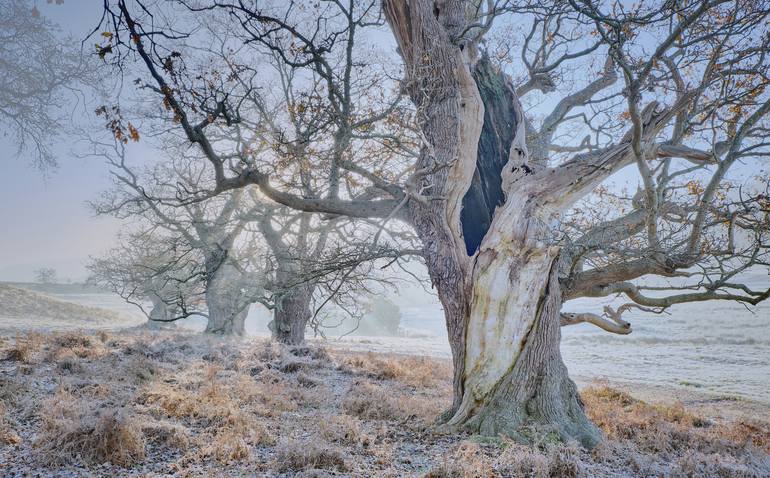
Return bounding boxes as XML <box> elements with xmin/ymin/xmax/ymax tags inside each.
<box><xmin>0</xmin><ymin>0</ymin><xmax>91</xmax><ymax>169</ymax></box>
<box><xmin>95</xmin><ymin>0</ymin><xmax>419</xmax><ymax>344</ymax></box>
<box><xmin>87</xmin><ymin>230</ymin><xmax>207</xmax><ymax>329</ymax></box>
<box><xmin>353</xmin><ymin>295</ymin><xmax>403</xmax><ymax>336</ymax></box>
<box><xmin>33</xmin><ymin>267</ymin><xmax>57</xmax><ymax>285</ymax></box>
<box><xmin>242</xmin><ymin>45</ymin><xmax>418</xmax><ymax>345</ymax></box>
<box><xmin>90</xmin><ymin>143</ymin><xmax>268</xmax><ymax>335</ymax></box>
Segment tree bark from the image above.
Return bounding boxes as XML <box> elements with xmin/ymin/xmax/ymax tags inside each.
<box><xmin>385</xmin><ymin>0</ymin><xmax>483</xmax><ymax>416</ymax></box>
<box><xmin>146</xmin><ymin>293</ymin><xmax>174</xmax><ymax>330</ymax></box>
<box><xmin>271</xmin><ymin>285</ymin><xmax>314</xmax><ymax>346</ymax></box>
<box><xmin>384</xmin><ymin>0</ymin><xmax>600</xmax><ymax>447</ymax></box>
<box><xmin>257</xmin><ymin>211</ymin><xmax>320</xmax><ymax>347</ymax></box>
<box><xmin>204</xmin><ymin>263</ymin><xmax>249</xmax><ymax>336</ymax></box>
<box><xmin>205</xmin><ymin>302</ymin><xmax>248</xmax><ymax>336</ymax></box>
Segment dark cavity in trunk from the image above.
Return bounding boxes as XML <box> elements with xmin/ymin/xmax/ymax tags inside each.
<box><xmin>460</xmin><ymin>56</ymin><xmax>520</xmax><ymax>256</ymax></box>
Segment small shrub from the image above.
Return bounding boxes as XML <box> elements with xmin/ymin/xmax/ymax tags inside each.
<box><xmin>582</xmin><ymin>385</ymin><xmax>698</xmax><ymax>451</ymax></box>
<box><xmin>293</xmin><ymin>383</ymin><xmax>333</xmax><ymax>409</ymax></box>
<box><xmin>342</xmin><ymin>381</ymin><xmax>399</xmax><ymax>420</ymax></box>
<box><xmin>258</xmin><ymin>341</ymin><xmax>282</xmax><ymax>362</ymax></box>
<box><xmin>674</xmin><ymin>449</ymin><xmax>768</xmax><ymax>477</ymax></box>
<box><xmin>279</xmin><ymin>359</ymin><xmax>306</xmax><ymax>373</ymax></box>
<box><xmin>57</xmin><ymin>356</ymin><xmax>84</xmax><ymax>374</ymax></box>
<box><xmin>340</xmin><ymin>352</ymin><xmax>451</xmax><ymax>387</ymax></box>
<box><xmin>297</xmin><ymin>372</ymin><xmax>318</xmax><ymax>388</ymax></box>
<box><xmin>425</xmin><ymin>442</ymin><xmax>495</xmax><ymax>478</ymax></box>
<box><xmin>496</xmin><ymin>441</ymin><xmax>584</xmax><ymax>478</ymax></box>
<box><xmin>47</xmin><ymin>332</ymin><xmax>106</xmax><ymax>361</ymax></box>
<box><xmin>53</xmin><ymin>332</ymin><xmax>94</xmax><ymax>349</ymax></box>
<box><xmin>0</xmin><ymin>400</ymin><xmax>21</xmax><ymax>446</ymax></box>
<box><xmin>342</xmin><ymin>381</ymin><xmax>437</xmax><ymax>424</ymax></box>
<box><xmin>205</xmin><ymin>429</ymin><xmax>250</xmax><ymax>463</ymax></box>
<box><xmin>128</xmin><ymin>357</ymin><xmax>158</xmax><ymax>384</ymax></box>
<box><xmin>4</xmin><ymin>333</ymin><xmax>41</xmax><ymax>363</ymax></box>
<box><xmin>289</xmin><ymin>344</ymin><xmax>330</xmax><ymax>362</ymax></box>
<box><xmin>142</xmin><ymin>421</ymin><xmax>190</xmax><ymax>450</ymax></box>
<box><xmin>720</xmin><ymin>419</ymin><xmax>770</xmax><ymax>452</ymax></box>
<box><xmin>582</xmin><ymin>383</ymin><xmax>770</xmax><ymax>467</ymax></box>
<box><xmin>138</xmin><ymin>371</ymin><xmax>277</xmax><ymax>449</ymax></box>
<box><xmin>0</xmin><ymin>377</ymin><xmax>25</xmax><ymax>404</ymax></box>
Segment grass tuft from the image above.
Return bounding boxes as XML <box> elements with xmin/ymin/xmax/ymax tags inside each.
<box><xmin>35</xmin><ymin>389</ymin><xmax>145</xmax><ymax>466</ymax></box>
<box><xmin>275</xmin><ymin>438</ymin><xmax>348</xmax><ymax>472</ymax></box>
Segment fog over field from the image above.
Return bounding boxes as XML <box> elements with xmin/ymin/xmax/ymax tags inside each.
<box><xmin>1</xmin><ymin>0</ymin><xmax>769</xmax><ymax>476</ymax></box>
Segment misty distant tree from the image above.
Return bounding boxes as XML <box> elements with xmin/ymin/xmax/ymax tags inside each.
<box><xmin>256</xmin><ymin>208</ymin><xmax>335</xmax><ymax>345</ymax></box>
<box><xmin>90</xmin><ymin>139</ymin><xmax>412</xmax><ymax>342</ymax></box>
<box><xmin>354</xmin><ymin>296</ymin><xmax>402</xmax><ymax>336</ymax></box>
<box><xmin>90</xmin><ymin>144</ymin><xmax>267</xmax><ymax>336</ymax></box>
<box><xmin>33</xmin><ymin>267</ymin><xmax>57</xmax><ymax>285</ymax></box>
<box><xmin>87</xmin><ymin>231</ymin><xmax>206</xmax><ymax>329</ymax></box>
<box><xmin>256</xmin><ymin>206</ymin><xmax>419</xmax><ymax>343</ymax></box>
<box><xmin>100</xmin><ymin>0</ymin><xmax>770</xmax><ymax>447</ymax></box>
<box><xmin>0</xmin><ymin>0</ymin><xmax>90</xmax><ymax>169</ymax></box>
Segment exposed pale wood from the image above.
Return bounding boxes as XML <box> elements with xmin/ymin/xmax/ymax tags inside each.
<box><xmin>560</xmin><ymin>312</ymin><xmax>632</xmax><ymax>335</ymax></box>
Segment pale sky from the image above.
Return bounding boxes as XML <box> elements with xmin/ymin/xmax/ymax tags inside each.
<box><xmin>0</xmin><ymin>1</ymin><xmax>120</xmax><ymax>281</ymax></box>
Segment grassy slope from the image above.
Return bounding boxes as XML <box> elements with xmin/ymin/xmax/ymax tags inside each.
<box><xmin>0</xmin><ymin>329</ymin><xmax>768</xmax><ymax>477</ymax></box>
<box><xmin>0</xmin><ymin>284</ymin><xmax>120</xmax><ymax>325</ymax></box>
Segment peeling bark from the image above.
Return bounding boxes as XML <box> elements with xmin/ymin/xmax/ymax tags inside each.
<box><xmin>449</xmin><ymin>258</ymin><xmax>601</xmax><ymax>447</ymax></box>
<box><xmin>384</xmin><ymin>0</ymin><xmax>598</xmax><ymax>446</ymax></box>
<box><xmin>385</xmin><ymin>0</ymin><xmax>484</xmax><ymax>416</ymax></box>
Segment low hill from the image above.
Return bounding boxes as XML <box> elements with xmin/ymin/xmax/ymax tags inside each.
<box><xmin>0</xmin><ymin>284</ymin><xmax>121</xmax><ymax>328</ymax></box>
<box><xmin>2</xmin><ymin>281</ymin><xmax>106</xmax><ymax>295</ymax></box>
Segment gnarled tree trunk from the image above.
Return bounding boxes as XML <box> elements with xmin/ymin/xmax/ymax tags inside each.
<box><xmin>445</xmin><ymin>189</ymin><xmax>599</xmax><ymax>446</ymax></box>
<box><xmin>258</xmin><ymin>210</ymin><xmax>321</xmax><ymax>346</ymax></box>
<box><xmin>204</xmin><ymin>262</ymin><xmax>249</xmax><ymax>336</ymax></box>
<box><xmin>205</xmin><ymin>298</ymin><xmax>248</xmax><ymax>335</ymax></box>
<box><xmin>271</xmin><ymin>284</ymin><xmax>314</xmax><ymax>346</ymax></box>
<box><xmin>384</xmin><ymin>0</ymin><xmax>600</xmax><ymax>447</ymax></box>
<box><xmin>146</xmin><ymin>293</ymin><xmax>175</xmax><ymax>330</ymax></box>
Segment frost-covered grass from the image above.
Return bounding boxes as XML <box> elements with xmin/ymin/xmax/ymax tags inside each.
<box><xmin>1</xmin><ymin>329</ymin><xmax>768</xmax><ymax>477</ymax></box>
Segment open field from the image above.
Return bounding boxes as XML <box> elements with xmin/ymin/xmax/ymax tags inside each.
<box><xmin>1</xmin><ymin>329</ymin><xmax>769</xmax><ymax>477</ymax></box>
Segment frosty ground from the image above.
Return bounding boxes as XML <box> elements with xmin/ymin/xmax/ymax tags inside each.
<box><xmin>1</xmin><ymin>329</ymin><xmax>769</xmax><ymax>477</ymax></box>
